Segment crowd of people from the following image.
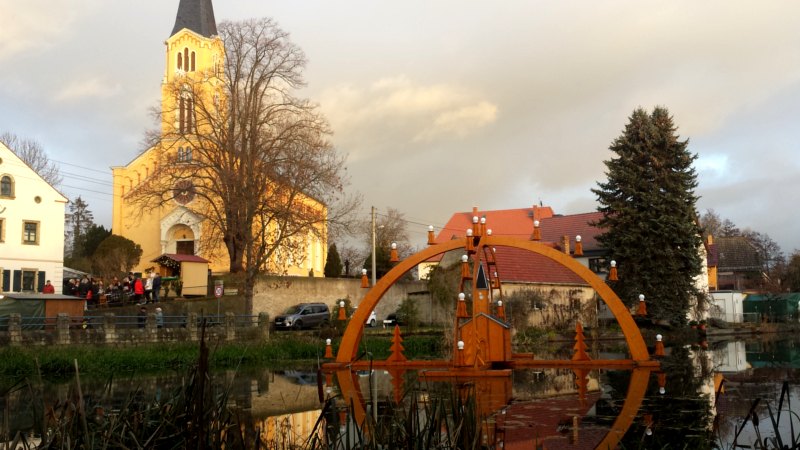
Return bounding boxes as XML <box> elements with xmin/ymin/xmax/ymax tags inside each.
<box><xmin>64</xmin><ymin>272</ymin><xmax>163</xmax><ymax>308</ymax></box>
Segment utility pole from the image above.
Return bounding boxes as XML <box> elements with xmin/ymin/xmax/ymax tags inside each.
<box><xmin>371</xmin><ymin>206</ymin><xmax>377</xmax><ymax>286</ymax></box>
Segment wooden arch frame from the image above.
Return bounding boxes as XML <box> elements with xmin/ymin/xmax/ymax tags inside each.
<box><xmin>336</xmin><ymin>235</ymin><xmax>650</xmax><ymax>363</ymax></box>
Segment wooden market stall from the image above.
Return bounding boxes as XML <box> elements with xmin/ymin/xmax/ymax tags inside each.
<box><xmin>150</xmin><ymin>254</ymin><xmax>211</xmax><ymax>297</ymax></box>
<box><xmin>0</xmin><ymin>293</ymin><xmax>85</xmax><ymax>329</ymax></box>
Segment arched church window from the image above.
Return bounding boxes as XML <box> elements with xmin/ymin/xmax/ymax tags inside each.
<box><xmin>186</xmin><ymin>97</ymin><xmax>194</xmax><ymax>132</ymax></box>
<box><xmin>184</xmin><ymin>48</ymin><xmax>189</xmax><ymax>72</ymax></box>
<box><xmin>178</xmin><ymin>85</ymin><xmax>193</xmax><ymax>134</ymax></box>
<box><xmin>0</xmin><ymin>175</ymin><xmax>13</xmax><ymax>198</ymax></box>
<box><xmin>191</xmin><ymin>51</ymin><xmax>196</xmax><ymax>72</ymax></box>
<box><xmin>178</xmin><ymin>147</ymin><xmax>184</xmax><ymax>162</ymax></box>
<box><xmin>177</xmin><ymin>53</ymin><xmax>183</xmax><ymax>71</ymax></box>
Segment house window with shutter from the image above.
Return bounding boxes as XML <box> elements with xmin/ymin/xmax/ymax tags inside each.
<box><xmin>0</xmin><ymin>217</ymin><xmax>5</xmax><ymax>243</ymax></box>
<box><xmin>21</xmin><ymin>269</ymin><xmax>37</xmax><ymax>292</ymax></box>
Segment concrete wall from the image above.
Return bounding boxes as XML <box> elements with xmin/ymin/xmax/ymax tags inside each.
<box><xmin>237</xmin><ymin>275</ymin><xmax>430</xmax><ymax>323</ymax></box>
<box><xmin>1</xmin><ymin>311</ymin><xmax>269</xmax><ymax>347</ymax></box>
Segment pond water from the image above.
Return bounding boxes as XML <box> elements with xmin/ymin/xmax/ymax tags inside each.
<box><xmin>2</xmin><ymin>336</ymin><xmax>799</xmax><ymax>449</ymax></box>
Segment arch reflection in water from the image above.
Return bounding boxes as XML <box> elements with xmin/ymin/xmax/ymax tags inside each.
<box><xmin>328</xmin><ymin>365</ymin><xmax>660</xmax><ymax>450</ymax></box>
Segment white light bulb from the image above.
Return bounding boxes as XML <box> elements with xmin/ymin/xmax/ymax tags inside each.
<box><xmin>639</xmin><ymin>294</ymin><xmax>645</xmax><ymax>301</ymax></box>
<box><xmin>326</xmin><ymin>338</ymin><xmax>331</xmax><ymax>345</ymax></box>
<box><xmin>497</xmin><ymin>300</ymin><xmax>503</xmax><ymax>306</ymax></box>
<box><xmin>428</xmin><ymin>225</ymin><xmax>434</xmax><ymax>232</ymax></box>
<box><xmin>391</xmin><ymin>243</ymin><xmax>397</xmax><ymax>249</ymax></box>
<box><xmin>362</xmin><ymin>269</ymin><xmax>367</xmax><ymax>275</ymax></box>
<box><xmin>656</xmin><ymin>334</ymin><xmax>662</xmax><ymax>341</ymax></box>
<box><xmin>576</xmin><ymin>235</ymin><xmax>581</xmax><ymax>242</ymax></box>
<box><xmin>534</xmin><ymin>220</ymin><xmax>540</xmax><ymax>227</ymax></box>
<box><xmin>610</xmin><ymin>260</ymin><xmax>616</xmax><ymax>267</ymax></box>
<box><xmin>457</xmin><ymin>341</ymin><xmax>464</xmax><ymax>350</ymax></box>
<box><xmin>326</xmin><ymin>387</ymin><xmax>332</xmax><ymax>393</ymax></box>
<box><xmin>458</xmin><ymin>293</ymin><xmax>465</xmax><ymax>301</ymax></box>
<box><xmin>659</xmin><ymin>387</ymin><xmax>665</xmax><ymax>394</ymax></box>
<box><xmin>340</xmin><ymin>301</ymin><xmax>345</xmax><ymax>308</ymax></box>
<box><xmin>467</xmin><ymin>229</ymin><xmax>473</xmax><ymax>236</ymax></box>
<box><xmin>480</xmin><ymin>217</ymin><xmax>486</xmax><ymax>224</ymax></box>
<box><xmin>473</xmin><ymin>216</ymin><xmax>479</xmax><ymax>223</ymax></box>
<box><xmin>646</xmin><ymin>429</ymin><xmax>652</xmax><ymax>436</ymax></box>
<box><xmin>487</xmin><ymin>229</ymin><xmax>492</xmax><ymax>235</ymax></box>
<box><xmin>462</xmin><ymin>255</ymin><xmax>468</xmax><ymax>262</ymax></box>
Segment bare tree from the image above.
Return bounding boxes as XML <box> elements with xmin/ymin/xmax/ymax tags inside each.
<box><xmin>336</xmin><ymin>245</ymin><xmax>367</xmax><ymax>276</ymax></box>
<box><xmin>357</xmin><ymin>207</ymin><xmax>414</xmax><ymax>257</ymax></box>
<box><xmin>700</xmin><ymin>208</ymin><xmax>740</xmax><ymax>238</ymax></box>
<box><xmin>127</xmin><ymin>18</ymin><xmax>360</xmax><ymax>315</ymax></box>
<box><xmin>742</xmin><ymin>228</ymin><xmax>784</xmax><ymax>280</ymax></box>
<box><xmin>0</xmin><ymin>132</ymin><xmax>63</xmax><ymax>187</ymax></box>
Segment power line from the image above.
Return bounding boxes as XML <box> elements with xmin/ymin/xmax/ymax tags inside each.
<box><xmin>51</xmin><ymin>159</ymin><xmax>113</xmax><ymax>176</ymax></box>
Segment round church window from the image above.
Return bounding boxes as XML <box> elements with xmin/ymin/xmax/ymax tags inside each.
<box><xmin>173</xmin><ymin>180</ymin><xmax>196</xmax><ymax>205</ymax></box>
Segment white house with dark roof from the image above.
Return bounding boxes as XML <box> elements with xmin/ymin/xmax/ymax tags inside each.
<box><xmin>0</xmin><ymin>139</ymin><xmax>68</xmax><ymax>293</ymax></box>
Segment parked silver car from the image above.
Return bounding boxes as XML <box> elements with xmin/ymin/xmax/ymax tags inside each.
<box><xmin>274</xmin><ymin>303</ymin><xmax>330</xmax><ymax>330</ymax></box>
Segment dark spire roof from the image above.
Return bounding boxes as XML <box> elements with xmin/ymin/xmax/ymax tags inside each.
<box><xmin>171</xmin><ymin>0</ymin><xmax>217</xmax><ymax>38</ymax></box>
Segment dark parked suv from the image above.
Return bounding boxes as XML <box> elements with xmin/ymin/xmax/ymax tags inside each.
<box><xmin>274</xmin><ymin>303</ymin><xmax>330</xmax><ymax>330</ymax></box>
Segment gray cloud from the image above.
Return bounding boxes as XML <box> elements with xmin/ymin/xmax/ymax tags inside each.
<box><xmin>1</xmin><ymin>0</ymin><xmax>798</xmax><ymax>251</ymax></box>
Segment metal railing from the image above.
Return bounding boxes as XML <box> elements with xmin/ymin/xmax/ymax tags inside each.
<box><xmin>0</xmin><ymin>313</ymin><xmax>263</xmax><ymax>329</ymax></box>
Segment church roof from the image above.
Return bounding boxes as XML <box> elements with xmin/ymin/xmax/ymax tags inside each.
<box><xmin>171</xmin><ymin>0</ymin><xmax>218</xmax><ymax>38</ymax></box>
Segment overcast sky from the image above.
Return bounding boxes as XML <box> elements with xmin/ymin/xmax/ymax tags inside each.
<box><xmin>1</xmin><ymin>0</ymin><xmax>799</xmax><ymax>251</ymax></box>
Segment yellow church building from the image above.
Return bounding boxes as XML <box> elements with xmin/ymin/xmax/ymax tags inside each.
<box><xmin>111</xmin><ymin>0</ymin><xmax>327</xmax><ymax>277</ymax></box>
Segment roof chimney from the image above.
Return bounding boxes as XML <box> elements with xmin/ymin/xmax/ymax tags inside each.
<box><xmin>562</xmin><ymin>236</ymin><xmax>570</xmax><ymax>255</ymax></box>
<box><xmin>472</xmin><ymin>206</ymin><xmax>478</xmax><ymax>217</ymax></box>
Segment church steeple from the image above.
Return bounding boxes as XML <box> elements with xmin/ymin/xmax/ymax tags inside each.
<box><xmin>171</xmin><ymin>0</ymin><xmax>217</xmax><ymax>38</ymax></box>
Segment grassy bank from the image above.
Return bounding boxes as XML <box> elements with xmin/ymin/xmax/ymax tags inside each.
<box><xmin>0</xmin><ymin>333</ymin><xmax>444</xmax><ymax>379</ymax></box>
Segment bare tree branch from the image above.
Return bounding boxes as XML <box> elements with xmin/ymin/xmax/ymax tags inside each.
<box><xmin>0</xmin><ymin>132</ymin><xmax>63</xmax><ymax>187</ymax></box>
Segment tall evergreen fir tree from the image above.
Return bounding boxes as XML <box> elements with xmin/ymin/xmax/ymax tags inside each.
<box><xmin>64</xmin><ymin>196</ymin><xmax>94</xmax><ymax>258</ymax></box>
<box><xmin>324</xmin><ymin>243</ymin><xmax>343</xmax><ymax>278</ymax></box>
<box><xmin>591</xmin><ymin>107</ymin><xmax>703</xmax><ymax>325</ymax></box>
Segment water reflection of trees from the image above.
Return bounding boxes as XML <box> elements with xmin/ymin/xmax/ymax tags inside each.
<box><xmin>601</xmin><ymin>346</ymin><xmax>715</xmax><ymax>447</ymax></box>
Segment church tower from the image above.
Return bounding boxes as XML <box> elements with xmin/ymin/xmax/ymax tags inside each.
<box><xmin>162</xmin><ymin>0</ymin><xmax>224</xmax><ymax>138</ymax></box>
<box><xmin>112</xmin><ymin>0</ymin><xmax>225</xmax><ymax>277</ymax></box>
<box><xmin>111</xmin><ymin>1</ymin><xmax>327</xmax><ymax>281</ymax></box>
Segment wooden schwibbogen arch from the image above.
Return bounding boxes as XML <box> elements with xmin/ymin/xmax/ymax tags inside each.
<box><xmin>325</xmin><ymin>234</ymin><xmax>659</xmax><ymax>368</ymax></box>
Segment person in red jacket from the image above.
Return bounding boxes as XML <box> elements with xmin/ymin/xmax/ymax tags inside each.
<box><xmin>42</xmin><ymin>280</ymin><xmax>55</xmax><ymax>294</ymax></box>
<box><xmin>134</xmin><ymin>276</ymin><xmax>145</xmax><ymax>305</ymax></box>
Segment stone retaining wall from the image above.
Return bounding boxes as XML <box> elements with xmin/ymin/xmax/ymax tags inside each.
<box><xmin>1</xmin><ymin>312</ymin><xmax>270</xmax><ymax>347</ymax></box>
